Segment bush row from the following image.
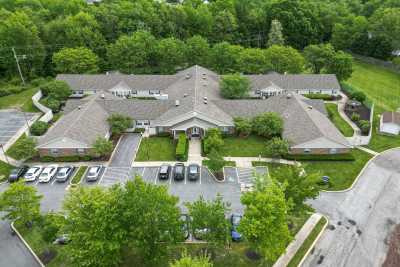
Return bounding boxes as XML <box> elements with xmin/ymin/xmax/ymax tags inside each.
<box><xmin>175</xmin><ymin>133</ymin><xmax>188</xmax><ymax>161</ymax></box>
<box><xmin>303</xmin><ymin>93</ymin><xmax>335</xmax><ymax>101</ymax></box>
<box><xmin>40</xmin><ymin>155</ymin><xmax>93</xmax><ymax>162</ymax></box>
<box><xmin>284</xmin><ymin>153</ymin><xmax>355</xmax><ymax>161</ymax></box>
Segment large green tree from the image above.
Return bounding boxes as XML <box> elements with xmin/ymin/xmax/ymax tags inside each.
<box><xmin>0</xmin><ymin>181</ymin><xmax>42</xmax><ymax>225</ymax></box>
<box><xmin>185</xmin><ymin>35</ymin><xmax>210</xmax><ymax>67</ymax></box>
<box><xmin>325</xmin><ymin>51</ymin><xmax>353</xmax><ymax>81</ymax></box>
<box><xmin>252</xmin><ymin>112</ymin><xmax>284</xmax><ymax>138</ymax></box>
<box><xmin>107</xmin><ymin>113</ymin><xmax>133</xmax><ymax>136</ymax></box>
<box><xmin>209</xmin><ymin>42</ymin><xmax>243</xmax><ymax>74</ymax></box>
<box><xmin>304</xmin><ymin>43</ymin><xmax>335</xmax><ymax>74</ymax></box>
<box><xmin>370</xmin><ymin>8</ymin><xmax>400</xmax><ymax>50</ymax></box>
<box><xmin>155</xmin><ymin>37</ymin><xmax>186</xmax><ymax>74</ymax></box>
<box><xmin>92</xmin><ymin>137</ymin><xmax>114</xmax><ymax>158</ymax></box>
<box><xmin>220</xmin><ymin>74</ymin><xmax>250</xmax><ymax>99</ymax></box>
<box><xmin>239</xmin><ymin>48</ymin><xmax>271</xmax><ymax>74</ymax></box>
<box><xmin>264</xmin><ymin>45</ymin><xmax>305</xmax><ymax>74</ymax></box>
<box><xmin>52</xmin><ymin>47</ymin><xmax>99</xmax><ymax>74</ymax></box>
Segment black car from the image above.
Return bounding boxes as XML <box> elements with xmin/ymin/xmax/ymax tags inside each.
<box><xmin>158</xmin><ymin>164</ymin><xmax>171</xmax><ymax>180</ymax></box>
<box><xmin>173</xmin><ymin>163</ymin><xmax>185</xmax><ymax>181</ymax></box>
<box><xmin>187</xmin><ymin>164</ymin><xmax>200</xmax><ymax>181</ymax></box>
<box><xmin>8</xmin><ymin>166</ymin><xmax>29</xmax><ymax>183</ymax></box>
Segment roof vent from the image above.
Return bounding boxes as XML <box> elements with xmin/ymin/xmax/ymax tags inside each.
<box><xmin>101</xmin><ymin>93</ymin><xmax>105</xmax><ymax>99</ymax></box>
<box><xmin>203</xmin><ymin>96</ymin><xmax>208</xmax><ymax>101</ymax></box>
<box><xmin>183</xmin><ymin>93</ymin><xmax>188</xmax><ymax>98</ymax></box>
<box><xmin>185</xmin><ymin>74</ymin><xmax>191</xmax><ymax>79</ymax></box>
<box><xmin>175</xmin><ymin>100</ymin><xmax>180</xmax><ymax>106</ymax></box>
<box><xmin>286</xmin><ymin>93</ymin><xmax>292</xmax><ymax>99</ymax></box>
<box><xmin>308</xmin><ymin>105</ymin><xmax>313</xmax><ymax>110</ymax></box>
<box><xmin>202</xmin><ymin>76</ymin><xmax>207</xmax><ymax>80</ymax></box>
<box><xmin>78</xmin><ymin>106</ymin><xmax>81</xmax><ymax>110</ymax></box>
<box><xmin>204</xmin><ymin>100</ymin><xmax>208</xmax><ymax>104</ymax></box>
<box><xmin>284</xmin><ymin>71</ymin><xmax>287</xmax><ymax>75</ymax></box>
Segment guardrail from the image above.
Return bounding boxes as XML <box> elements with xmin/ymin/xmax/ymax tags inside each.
<box><xmin>32</xmin><ymin>90</ymin><xmax>53</xmax><ymax>123</ymax></box>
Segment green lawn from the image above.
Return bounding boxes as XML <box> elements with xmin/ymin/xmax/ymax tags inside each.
<box><xmin>5</xmin><ymin>134</ymin><xmax>28</xmax><ymax>160</ymax></box>
<box><xmin>220</xmin><ymin>135</ymin><xmax>267</xmax><ymax>157</ymax></box>
<box><xmin>367</xmin><ymin>111</ymin><xmax>400</xmax><ymax>152</ymax></box>
<box><xmin>325</xmin><ymin>103</ymin><xmax>354</xmax><ymax>137</ymax></box>
<box><xmin>71</xmin><ymin>166</ymin><xmax>87</xmax><ymax>184</ymax></box>
<box><xmin>0</xmin><ymin>87</ymin><xmax>39</xmax><ymax>112</ymax></box>
<box><xmin>287</xmin><ymin>216</ymin><xmax>327</xmax><ymax>267</ymax></box>
<box><xmin>136</xmin><ymin>137</ymin><xmax>176</xmax><ymax>161</ymax></box>
<box><xmin>347</xmin><ymin>60</ymin><xmax>400</xmax><ymax>113</ymax></box>
<box><xmin>303</xmin><ymin>149</ymin><xmax>372</xmax><ymax>191</ymax></box>
<box><xmin>0</xmin><ymin>160</ymin><xmax>12</xmax><ymax>182</ymax></box>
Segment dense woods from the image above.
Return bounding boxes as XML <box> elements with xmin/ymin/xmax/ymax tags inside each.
<box><xmin>0</xmin><ymin>0</ymin><xmax>398</xmax><ymax>79</ymax></box>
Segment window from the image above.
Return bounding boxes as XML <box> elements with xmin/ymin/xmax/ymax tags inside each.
<box><xmin>76</xmin><ymin>148</ymin><xmax>85</xmax><ymax>155</ymax></box>
<box><xmin>329</xmin><ymin>148</ymin><xmax>338</xmax><ymax>154</ymax></box>
<box><xmin>221</xmin><ymin>126</ymin><xmax>229</xmax><ymax>132</ymax></box>
<box><xmin>149</xmin><ymin>90</ymin><xmax>160</xmax><ymax>95</ymax></box>
<box><xmin>50</xmin><ymin>148</ymin><xmax>59</xmax><ymax>155</ymax></box>
<box><xmin>158</xmin><ymin>127</ymin><xmax>164</xmax><ymax>133</ymax></box>
<box><xmin>303</xmin><ymin>148</ymin><xmax>311</xmax><ymax>154</ymax></box>
<box><xmin>131</xmin><ymin>90</ymin><xmax>137</xmax><ymax>95</ymax></box>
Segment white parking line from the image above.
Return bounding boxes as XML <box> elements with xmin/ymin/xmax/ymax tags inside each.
<box><xmin>141</xmin><ymin>167</ymin><xmax>145</xmax><ymax>178</ymax></box>
<box><xmin>169</xmin><ymin>169</ymin><xmax>172</xmax><ymax>184</ymax></box>
<box><xmin>154</xmin><ymin>167</ymin><xmax>160</xmax><ymax>185</ymax></box>
<box><xmin>51</xmin><ymin>177</ymin><xmax>58</xmax><ymax>185</ymax></box>
<box><xmin>98</xmin><ymin>167</ymin><xmax>107</xmax><ymax>185</ymax></box>
<box><xmin>184</xmin><ymin>167</ymin><xmax>187</xmax><ymax>185</ymax></box>
<box><xmin>235</xmin><ymin>167</ymin><xmax>240</xmax><ymax>184</ymax></box>
<box><xmin>199</xmin><ymin>168</ymin><xmax>202</xmax><ymax>185</ymax></box>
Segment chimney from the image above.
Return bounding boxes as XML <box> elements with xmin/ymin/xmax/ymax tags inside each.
<box><xmin>308</xmin><ymin>105</ymin><xmax>313</xmax><ymax>110</ymax></box>
<box><xmin>175</xmin><ymin>100</ymin><xmax>180</xmax><ymax>106</ymax></box>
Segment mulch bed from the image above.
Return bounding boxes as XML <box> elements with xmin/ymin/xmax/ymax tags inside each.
<box><xmin>39</xmin><ymin>249</ymin><xmax>57</xmax><ymax>264</ymax></box>
<box><xmin>382</xmin><ymin>224</ymin><xmax>400</xmax><ymax>267</ymax></box>
<box><xmin>245</xmin><ymin>249</ymin><xmax>262</xmax><ymax>260</ymax></box>
<box><xmin>344</xmin><ymin>104</ymin><xmax>370</xmax><ymax>121</ymax></box>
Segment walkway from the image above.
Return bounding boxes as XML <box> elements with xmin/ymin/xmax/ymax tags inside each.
<box><xmin>223</xmin><ymin>156</ymin><xmax>297</xmax><ymax>168</ymax></box>
<box><xmin>302</xmin><ymin>148</ymin><xmax>400</xmax><ymax>267</ymax></box>
<box><xmin>187</xmin><ymin>137</ymin><xmax>203</xmax><ymax>164</ymax></box>
<box><xmin>108</xmin><ymin>133</ymin><xmax>141</xmax><ymax>167</ymax></box>
<box><xmin>356</xmin><ymin>145</ymin><xmax>379</xmax><ymax>156</ymax></box>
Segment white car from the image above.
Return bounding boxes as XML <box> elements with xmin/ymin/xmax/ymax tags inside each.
<box><xmin>86</xmin><ymin>165</ymin><xmax>102</xmax><ymax>182</ymax></box>
<box><xmin>24</xmin><ymin>166</ymin><xmax>43</xmax><ymax>182</ymax></box>
<box><xmin>38</xmin><ymin>165</ymin><xmax>59</xmax><ymax>183</ymax></box>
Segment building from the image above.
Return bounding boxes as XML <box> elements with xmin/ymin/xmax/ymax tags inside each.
<box><xmin>37</xmin><ymin>66</ymin><xmax>350</xmax><ymax>157</ymax></box>
<box><xmin>380</xmin><ymin>111</ymin><xmax>400</xmax><ymax>135</ymax></box>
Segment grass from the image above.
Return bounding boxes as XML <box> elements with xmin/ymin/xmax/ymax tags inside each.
<box><xmin>136</xmin><ymin>137</ymin><xmax>176</xmax><ymax>161</ymax></box>
<box><xmin>0</xmin><ymin>160</ymin><xmax>12</xmax><ymax>182</ymax></box>
<box><xmin>0</xmin><ymin>87</ymin><xmax>39</xmax><ymax>112</ymax></box>
<box><xmin>287</xmin><ymin>216</ymin><xmax>327</xmax><ymax>267</ymax></box>
<box><xmin>347</xmin><ymin>60</ymin><xmax>400</xmax><ymax>113</ymax></box>
<box><xmin>303</xmin><ymin>149</ymin><xmax>372</xmax><ymax>191</ymax></box>
<box><xmin>220</xmin><ymin>135</ymin><xmax>267</xmax><ymax>157</ymax></box>
<box><xmin>366</xmin><ymin>111</ymin><xmax>400</xmax><ymax>152</ymax></box>
<box><xmin>5</xmin><ymin>133</ymin><xmax>28</xmax><ymax>160</ymax></box>
<box><xmin>71</xmin><ymin>166</ymin><xmax>87</xmax><ymax>184</ymax></box>
<box><xmin>325</xmin><ymin>103</ymin><xmax>354</xmax><ymax>137</ymax></box>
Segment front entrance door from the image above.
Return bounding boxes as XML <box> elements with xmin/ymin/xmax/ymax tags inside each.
<box><xmin>191</xmin><ymin>127</ymin><xmax>200</xmax><ymax>137</ymax></box>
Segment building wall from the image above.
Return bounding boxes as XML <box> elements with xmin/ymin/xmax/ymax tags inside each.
<box><xmin>289</xmin><ymin>147</ymin><xmax>350</xmax><ymax>155</ymax></box>
<box><xmin>38</xmin><ymin>148</ymin><xmax>93</xmax><ymax>157</ymax></box>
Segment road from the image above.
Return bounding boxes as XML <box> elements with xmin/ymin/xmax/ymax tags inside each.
<box><xmin>303</xmin><ymin>148</ymin><xmax>400</xmax><ymax>267</ymax></box>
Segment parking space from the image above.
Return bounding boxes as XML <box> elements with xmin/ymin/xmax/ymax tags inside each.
<box><xmin>81</xmin><ymin>166</ymin><xmax>106</xmax><ymax>186</ymax></box>
<box><xmin>0</xmin><ymin>110</ymin><xmax>36</xmax><ymax>145</ymax></box>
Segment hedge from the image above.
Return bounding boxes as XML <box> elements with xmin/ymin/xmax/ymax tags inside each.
<box><xmin>341</xmin><ymin>82</ymin><xmax>373</xmax><ymax>108</ymax></box>
<box><xmin>157</xmin><ymin>132</ymin><xmax>171</xmax><ymax>137</ymax></box>
<box><xmin>284</xmin><ymin>153</ymin><xmax>355</xmax><ymax>161</ymax></box>
<box><xmin>133</xmin><ymin>128</ymin><xmax>145</xmax><ymax>133</ymax></box>
<box><xmin>303</xmin><ymin>93</ymin><xmax>334</xmax><ymax>101</ymax></box>
<box><xmin>175</xmin><ymin>133</ymin><xmax>188</xmax><ymax>161</ymax></box>
<box><xmin>30</xmin><ymin>121</ymin><xmax>49</xmax><ymax>136</ymax></box>
<box><xmin>40</xmin><ymin>155</ymin><xmax>93</xmax><ymax>162</ymax></box>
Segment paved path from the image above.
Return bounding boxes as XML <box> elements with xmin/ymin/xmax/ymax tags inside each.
<box><xmin>187</xmin><ymin>137</ymin><xmax>203</xmax><ymax>164</ymax></box>
<box><xmin>109</xmin><ymin>133</ymin><xmax>141</xmax><ymax>167</ymax></box>
<box><xmin>224</xmin><ymin>157</ymin><xmax>297</xmax><ymax>168</ymax></box>
<box><xmin>302</xmin><ymin>148</ymin><xmax>400</xmax><ymax>267</ymax></box>
<box><xmin>356</xmin><ymin>146</ymin><xmax>379</xmax><ymax>156</ymax></box>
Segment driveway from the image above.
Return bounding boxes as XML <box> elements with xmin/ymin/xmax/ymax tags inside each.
<box><xmin>303</xmin><ymin>148</ymin><xmax>400</xmax><ymax>267</ymax></box>
<box><xmin>109</xmin><ymin>133</ymin><xmax>141</xmax><ymax>167</ymax></box>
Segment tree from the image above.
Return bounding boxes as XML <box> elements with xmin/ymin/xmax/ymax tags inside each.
<box><xmin>120</xmin><ymin>178</ymin><xmax>183</xmax><ymax>264</ymax></box>
<box><xmin>40</xmin><ymin>212</ymin><xmax>66</xmax><ymax>243</ymax></box>
<box><xmin>40</xmin><ymin>80</ymin><xmax>72</xmax><ymax>100</ymax></box>
<box><xmin>63</xmin><ymin>186</ymin><xmax>126</xmax><ymax>267</ymax></box>
<box><xmin>220</xmin><ymin>74</ymin><xmax>250</xmax><ymax>99</ymax></box>
<box><xmin>271</xmin><ymin>165</ymin><xmax>319</xmax><ymax>213</ymax></box>
<box><xmin>30</xmin><ymin>121</ymin><xmax>49</xmax><ymax>136</ymax></box>
<box><xmin>265</xmin><ymin>137</ymin><xmax>289</xmax><ymax>158</ymax></box>
<box><xmin>107</xmin><ymin>31</ymin><xmax>156</xmax><ymax>74</ymax></box>
<box><xmin>252</xmin><ymin>112</ymin><xmax>284</xmax><ymax>138</ymax></box>
<box><xmin>92</xmin><ymin>137</ymin><xmax>113</xmax><ymax>157</ymax></box>
<box><xmin>42</xmin><ymin>97</ymin><xmax>61</xmax><ymax>113</ymax></box>
<box><xmin>212</xmin><ymin>10</ymin><xmax>238</xmax><ymax>43</ymax></box>
<box><xmin>107</xmin><ymin>113</ymin><xmax>133</xmax><ymax>136</ymax></box>
<box><xmin>238</xmin><ymin>178</ymin><xmax>291</xmax><ymax>261</ymax></box>
<box><xmin>155</xmin><ymin>37</ymin><xmax>186</xmax><ymax>74</ymax></box>
<box><xmin>264</xmin><ymin>45</ymin><xmax>305</xmax><ymax>74</ymax></box>
<box><xmin>325</xmin><ymin>51</ymin><xmax>353</xmax><ymax>81</ymax></box>
<box><xmin>210</xmin><ymin>42</ymin><xmax>243</xmax><ymax>74</ymax></box>
<box><xmin>331</xmin><ymin>16</ymin><xmax>368</xmax><ymax>51</ymax></box>
<box><xmin>185</xmin><ymin>35</ymin><xmax>210</xmax><ymax>67</ymax></box>
<box><xmin>239</xmin><ymin>48</ymin><xmax>271</xmax><ymax>74</ymax></box>
<box><xmin>203</xmin><ymin>128</ymin><xmax>224</xmax><ymax>154</ymax></box>
<box><xmin>186</xmin><ymin>195</ymin><xmax>230</xmax><ymax>248</ymax></box>
<box><xmin>370</xmin><ymin>8</ymin><xmax>400</xmax><ymax>50</ymax></box>
<box><xmin>267</xmin><ymin>19</ymin><xmax>285</xmax><ymax>47</ymax></box>
<box><xmin>234</xmin><ymin>117</ymin><xmax>252</xmax><ymax>137</ymax></box>
<box><xmin>351</xmin><ymin>91</ymin><xmax>366</xmax><ymax>103</ymax></box>
<box><xmin>304</xmin><ymin>44</ymin><xmax>335</xmax><ymax>74</ymax></box>
<box><xmin>11</xmin><ymin>135</ymin><xmax>37</xmax><ymax>160</ymax></box>
<box><xmin>0</xmin><ymin>181</ymin><xmax>42</xmax><ymax>226</ymax></box>
<box><xmin>53</xmin><ymin>47</ymin><xmax>99</xmax><ymax>74</ymax></box>
<box><xmin>205</xmin><ymin>149</ymin><xmax>226</xmax><ymax>177</ymax></box>
<box><xmin>170</xmin><ymin>251</ymin><xmax>213</xmax><ymax>267</ymax></box>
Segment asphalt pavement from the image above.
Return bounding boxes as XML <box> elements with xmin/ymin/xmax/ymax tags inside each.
<box><xmin>108</xmin><ymin>133</ymin><xmax>141</xmax><ymax>167</ymax></box>
<box><xmin>303</xmin><ymin>148</ymin><xmax>400</xmax><ymax>267</ymax></box>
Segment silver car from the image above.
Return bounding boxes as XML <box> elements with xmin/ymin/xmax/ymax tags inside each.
<box><xmin>55</xmin><ymin>166</ymin><xmax>75</xmax><ymax>183</ymax></box>
<box><xmin>24</xmin><ymin>166</ymin><xmax>43</xmax><ymax>182</ymax></box>
<box><xmin>86</xmin><ymin>166</ymin><xmax>102</xmax><ymax>182</ymax></box>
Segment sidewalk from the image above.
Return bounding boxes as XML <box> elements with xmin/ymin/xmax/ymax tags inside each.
<box><xmin>187</xmin><ymin>138</ymin><xmax>204</xmax><ymax>165</ymax></box>
<box><xmin>356</xmin><ymin>146</ymin><xmax>379</xmax><ymax>156</ymax></box>
<box><xmin>224</xmin><ymin>157</ymin><xmax>298</xmax><ymax>168</ymax></box>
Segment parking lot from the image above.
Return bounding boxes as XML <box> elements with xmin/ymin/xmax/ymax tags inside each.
<box><xmin>0</xmin><ymin>110</ymin><xmax>36</xmax><ymax>146</ymax></box>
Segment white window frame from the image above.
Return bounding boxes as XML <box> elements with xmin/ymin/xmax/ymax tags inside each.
<box><xmin>329</xmin><ymin>148</ymin><xmax>338</xmax><ymax>154</ymax></box>
<box><xmin>50</xmin><ymin>148</ymin><xmax>59</xmax><ymax>155</ymax></box>
<box><xmin>76</xmin><ymin>148</ymin><xmax>85</xmax><ymax>155</ymax></box>
<box><xmin>303</xmin><ymin>148</ymin><xmax>311</xmax><ymax>154</ymax></box>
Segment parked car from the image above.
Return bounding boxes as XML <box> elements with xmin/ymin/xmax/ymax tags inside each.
<box><xmin>230</xmin><ymin>214</ymin><xmax>243</xmax><ymax>241</ymax></box>
<box><xmin>180</xmin><ymin>214</ymin><xmax>190</xmax><ymax>240</ymax></box>
<box><xmin>55</xmin><ymin>166</ymin><xmax>75</xmax><ymax>183</ymax></box>
<box><xmin>158</xmin><ymin>164</ymin><xmax>171</xmax><ymax>180</ymax></box>
<box><xmin>173</xmin><ymin>163</ymin><xmax>185</xmax><ymax>181</ymax></box>
<box><xmin>8</xmin><ymin>166</ymin><xmax>29</xmax><ymax>183</ymax></box>
<box><xmin>86</xmin><ymin>165</ymin><xmax>102</xmax><ymax>182</ymax></box>
<box><xmin>187</xmin><ymin>164</ymin><xmax>200</xmax><ymax>181</ymax></box>
<box><xmin>23</xmin><ymin>166</ymin><xmax>43</xmax><ymax>182</ymax></box>
<box><xmin>38</xmin><ymin>165</ymin><xmax>58</xmax><ymax>183</ymax></box>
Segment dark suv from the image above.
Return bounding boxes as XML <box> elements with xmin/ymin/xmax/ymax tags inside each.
<box><xmin>173</xmin><ymin>163</ymin><xmax>185</xmax><ymax>181</ymax></box>
<box><xmin>187</xmin><ymin>164</ymin><xmax>200</xmax><ymax>181</ymax></box>
<box><xmin>8</xmin><ymin>166</ymin><xmax>29</xmax><ymax>183</ymax></box>
<box><xmin>158</xmin><ymin>164</ymin><xmax>171</xmax><ymax>180</ymax></box>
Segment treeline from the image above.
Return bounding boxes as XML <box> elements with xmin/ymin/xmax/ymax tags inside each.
<box><xmin>0</xmin><ymin>0</ymin><xmax>398</xmax><ymax>79</ymax></box>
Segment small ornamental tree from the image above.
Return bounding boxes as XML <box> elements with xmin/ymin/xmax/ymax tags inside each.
<box><xmin>186</xmin><ymin>195</ymin><xmax>230</xmax><ymax>248</ymax></box>
<box><xmin>351</xmin><ymin>112</ymin><xmax>360</xmax><ymax>122</ymax></box>
<box><xmin>0</xmin><ymin>181</ymin><xmax>42</xmax><ymax>226</ymax></box>
<box><xmin>40</xmin><ymin>80</ymin><xmax>72</xmax><ymax>101</ymax></box>
<box><xmin>107</xmin><ymin>113</ymin><xmax>133</xmax><ymax>136</ymax></box>
<box><xmin>203</xmin><ymin>128</ymin><xmax>224</xmax><ymax>154</ymax></box>
<box><xmin>234</xmin><ymin>117</ymin><xmax>252</xmax><ymax>137</ymax></box>
<box><xmin>252</xmin><ymin>112</ymin><xmax>284</xmax><ymax>138</ymax></box>
<box><xmin>206</xmin><ymin>149</ymin><xmax>226</xmax><ymax>178</ymax></box>
<box><xmin>10</xmin><ymin>135</ymin><xmax>37</xmax><ymax>160</ymax></box>
<box><xmin>92</xmin><ymin>137</ymin><xmax>113</xmax><ymax>157</ymax></box>
<box><xmin>170</xmin><ymin>251</ymin><xmax>213</xmax><ymax>267</ymax></box>
<box><xmin>265</xmin><ymin>137</ymin><xmax>289</xmax><ymax>158</ymax></box>
<box><xmin>30</xmin><ymin>121</ymin><xmax>49</xmax><ymax>136</ymax></box>
<box><xmin>42</xmin><ymin>97</ymin><xmax>61</xmax><ymax>113</ymax></box>
<box><xmin>220</xmin><ymin>74</ymin><xmax>250</xmax><ymax>99</ymax></box>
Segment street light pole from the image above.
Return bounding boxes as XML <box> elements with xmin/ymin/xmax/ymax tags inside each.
<box><xmin>12</xmin><ymin>47</ymin><xmax>26</xmax><ymax>86</ymax></box>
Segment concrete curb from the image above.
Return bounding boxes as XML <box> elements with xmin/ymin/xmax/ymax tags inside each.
<box><xmin>321</xmin><ymin>147</ymin><xmax>399</xmax><ymax>193</ymax></box>
<box><xmin>11</xmin><ymin>222</ymin><xmax>45</xmax><ymax>267</ymax></box>
<box><xmin>297</xmin><ymin>215</ymin><xmax>329</xmax><ymax>267</ymax></box>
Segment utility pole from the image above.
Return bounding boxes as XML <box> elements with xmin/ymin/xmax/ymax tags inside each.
<box><xmin>12</xmin><ymin>47</ymin><xmax>26</xmax><ymax>86</ymax></box>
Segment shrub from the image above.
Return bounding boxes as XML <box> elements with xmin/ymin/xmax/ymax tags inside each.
<box><xmin>133</xmin><ymin>128</ymin><xmax>146</xmax><ymax>133</ymax></box>
<box><xmin>156</xmin><ymin>132</ymin><xmax>171</xmax><ymax>137</ymax></box>
<box><xmin>176</xmin><ymin>133</ymin><xmax>188</xmax><ymax>161</ymax></box>
<box><xmin>42</xmin><ymin>97</ymin><xmax>61</xmax><ymax>113</ymax></box>
<box><xmin>252</xmin><ymin>112</ymin><xmax>283</xmax><ymax>138</ymax></box>
<box><xmin>358</xmin><ymin>120</ymin><xmax>371</xmax><ymax>135</ymax></box>
<box><xmin>40</xmin><ymin>155</ymin><xmax>93</xmax><ymax>162</ymax></box>
<box><xmin>40</xmin><ymin>213</ymin><xmax>65</xmax><ymax>243</ymax></box>
<box><xmin>107</xmin><ymin>113</ymin><xmax>133</xmax><ymax>136</ymax></box>
<box><xmin>265</xmin><ymin>137</ymin><xmax>289</xmax><ymax>158</ymax></box>
<box><xmin>303</xmin><ymin>93</ymin><xmax>334</xmax><ymax>101</ymax></box>
<box><xmin>351</xmin><ymin>112</ymin><xmax>360</xmax><ymax>122</ymax></box>
<box><xmin>393</xmin><ymin>57</ymin><xmax>400</xmax><ymax>67</ymax></box>
<box><xmin>234</xmin><ymin>117</ymin><xmax>252</xmax><ymax>137</ymax></box>
<box><xmin>203</xmin><ymin>128</ymin><xmax>224</xmax><ymax>154</ymax></box>
<box><xmin>40</xmin><ymin>80</ymin><xmax>72</xmax><ymax>100</ymax></box>
<box><xmin>351</xmin><ymin>91</ymin><xmax>366</xmax><ymax>103</ymax></box>
<box><xmin>30</xmin><ymin>121</ymin><xmax>49</xmax><ymax>136</ymax></box>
